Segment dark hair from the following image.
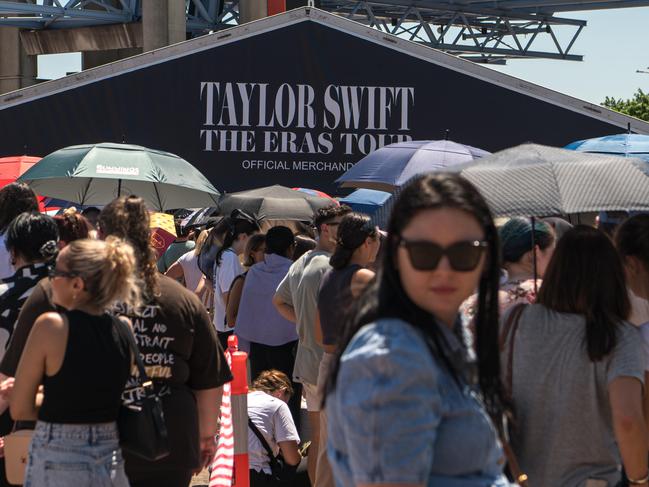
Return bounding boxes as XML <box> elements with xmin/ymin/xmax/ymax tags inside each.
<box><xmin>242</xmin><ymin>233</ymin><xmax>266</xmax><ymax>267</ymax></box>
<box><xmin>54</xmin><ymin>208</ymin><xmax>91</xmax><ymax>244</ymax></box>
<box><xmin>330</xmin><ymin>213</ymin><xmax>378</xmax><ymax>270</ymax></box>
<box><xmin>0</xmin><ymin>183</ymin><xmax>39</xmax><ymax>234</ymax></box>
<box><xmin>313</xmin><ymin>204</ymin><xmax>352</xmax><ymax>231</ymax></box>
<box><xmin>538</xmin><ymin>225</ymin><xmax>629</xmax><ymax>362</ymax></box>
<box><xmin>265</xmin><ymin>226</ymin><xmax>295</xmax><ymax>258</ymax></box>
<box><xmin>80</xmin><ymin>207</ymin><xmax>100</xmax><ymax>218</ymax></box>
<box><xmin>292</xmin><ymin>235</ymin><xmax>316</xmax><ymax>261</ymax></box>
<box><xmin>327</xmin><ymin>173</ymin><xmax>505</xmax><ymax>426</ymax></box>
<box><xmin>499</xmin><ymin>217</ymin><xmax>554</xmax><ymax>264</ymax></box>
<box><xmin>99</xmin><ymin>196</ymin><xmax>159</xmax><ymax>299</ymax></box>
<box><xmin>615</xmin><ymin>214</ymin><xmax>649</xmax><ymax>271</ymax></box>
<box><xmin>5</xmin><ymin>212</ymin><xmax>59</xmax><ymax>263</ymax></box>
<box><xmin>215</xmin><ymin>210</ymin><xmax>260</xmax><ymax>266</ymax></box>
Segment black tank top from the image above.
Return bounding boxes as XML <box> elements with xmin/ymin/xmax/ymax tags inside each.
<box><xmin>39</xmin><ymin>310</ymin><xmax>130</xmax><ymax>424</ymax></box>
<box><xmin>318</xmin><ymin>264</ymin><xmax>362</xmax><ymax>346</ymax></box>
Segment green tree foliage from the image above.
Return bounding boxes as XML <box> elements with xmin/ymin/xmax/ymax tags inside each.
<box><xmin>602</xmin><ymin>88</ymin><xmax>649</xmax><ymax>121</ymax></box>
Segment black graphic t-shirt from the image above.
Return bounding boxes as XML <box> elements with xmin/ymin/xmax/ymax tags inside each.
<box><xmin>116</xmin><ymin>276</ymin><xmax>232</xmax><ymax>472</ymax></box>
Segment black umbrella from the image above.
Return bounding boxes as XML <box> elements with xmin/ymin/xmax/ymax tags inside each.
<box><xmin>216</xmin><ymin>185</ymin><xmax>336</xmax><ymax>221</ymax></box>
<box><xmin>455</xmin><ymin>143</ymin><xmax>649</xmax><ymax>217</ymax></box>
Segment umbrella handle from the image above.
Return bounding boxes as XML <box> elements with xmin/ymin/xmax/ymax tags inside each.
<box><xmin>531</xmin><ymin>216</ymin><xmax>538</xmax><ymax>295</ymax></box>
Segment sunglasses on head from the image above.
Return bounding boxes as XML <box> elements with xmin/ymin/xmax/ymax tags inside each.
<box><xmin>48</xmin><ymin>268</ymin><xmax>80</xmax><ymax>279</ymax></box>
<box><xmin>398</xmin><ymin>238</ymin><xmax>488</xmax><ymax>272</ymax></box>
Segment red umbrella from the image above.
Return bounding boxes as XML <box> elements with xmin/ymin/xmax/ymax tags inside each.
<box><xmin>292</xmin><ymin>187</ymin><xmax>339</xmax><ymax>204</ymax></box>
<box><xmin>0</xmin><ymin>156</ymin><xmax>61</xmax><ymax>212</ymax></box>
<box><xmin>0</xmin><ymin>156</ymin><xmax>41</xmax><ymax>188</ymax></box>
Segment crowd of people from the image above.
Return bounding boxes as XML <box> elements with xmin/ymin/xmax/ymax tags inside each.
<box><xmin>0</xmin><ymin>171</ymin><xmax>647</xmax><ymax>487</ymax></box>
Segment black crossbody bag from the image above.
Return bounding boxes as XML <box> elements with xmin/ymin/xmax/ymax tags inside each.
<box><xmin>248</xmin><ymin>418</ymin><xmax>297</xmax><ymax>484</ymax></box>
<box><xmin>113</xmin><ymin>316</ymin><xmax>171</xmax><ymax>461</ymax></box>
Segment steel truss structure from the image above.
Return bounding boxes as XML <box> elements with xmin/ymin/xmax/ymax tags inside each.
<box><xmin>0</xmin><ymin>0</ymin><xmax>647</xmax><ymax>62</ymax></box>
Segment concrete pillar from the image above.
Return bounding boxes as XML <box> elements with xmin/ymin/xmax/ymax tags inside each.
<box><xmin>0</xmin><ymin>27</ymin><xmax>37</xmax><ymax>94</ymax></box>
<box><xmin>143</xmin><ymin>0</ymin><xmax>186</xmax><ymax>52</ymax></box>
<box><xmin>82</xmin><ymin>48</ymin><xmax>142</xmax><ymax>70</ymax></box>
<box><xmin>167</xmin><ymin>0</ymin><xmax>186</xmax><ymax>45</ymax></box>
<box><xmin>239</xmin><ymin>0</ymin><xmax>268</xmax><ymax>24</ymax></box>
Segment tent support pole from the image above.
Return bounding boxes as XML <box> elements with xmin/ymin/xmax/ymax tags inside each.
<box><xmin>531</xmin><ymin>216</ymin><xmax>538</xmax><ymax>295</ymax></box>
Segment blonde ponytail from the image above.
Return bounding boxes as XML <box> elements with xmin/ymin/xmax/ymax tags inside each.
<box><xmin>64</xmin><ymin>237</ymin><xmax>141</xmax><ymax>310</ymax></box>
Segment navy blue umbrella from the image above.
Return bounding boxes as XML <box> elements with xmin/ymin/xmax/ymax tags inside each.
<box><xmin>565</xmin><ymin>133</ymin><xmax>649</xmax><ymax>162</ymax></box>
<box><xmin>336</xmin><ymin>140</ymin><xmax>490</xmax><ymax>191</ymax></box>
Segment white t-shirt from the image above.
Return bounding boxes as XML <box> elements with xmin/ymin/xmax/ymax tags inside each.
<box><xmin>177</xmin><ymin>251</ymin><xmax>203</xmax><ymax>293</ymax></box>
<box><xmin>248</xmin><ymin>391</ymin><xmax>300</xmax><ymax>474</ymax></box>
<box><xmin>629</xmin><ymin>289</ymin><xmax>649</xmax><ymax>327</ymax></box>
<box><xmin>0</xmin><ymin>238</ymin><xmax>12</xmax><ymax>280</ymax></box>
<box><xmin>212</xmin><ymin>249</ymin><xmax>243</xmax><ymax>332</ymax></box>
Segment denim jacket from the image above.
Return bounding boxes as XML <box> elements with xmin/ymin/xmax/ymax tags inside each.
<box><xmin>326</xmin><ymin>317</ymin><xmax>511</xmax><ymax>487</ymax></box>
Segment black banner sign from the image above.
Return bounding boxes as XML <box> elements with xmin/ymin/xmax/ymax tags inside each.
<box><xmin>0</xmin><ymin>17</ymin><xmax>628</xmax><ymax>194</ymax></box>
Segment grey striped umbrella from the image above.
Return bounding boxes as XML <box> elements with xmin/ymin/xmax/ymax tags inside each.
<box><xmin>455</xmin><ymin>144</ymin><xmax>649</xmax><ymax>217</ymax></box>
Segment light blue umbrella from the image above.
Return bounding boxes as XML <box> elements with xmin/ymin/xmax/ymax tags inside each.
<box><xmin>565</xmin><ymin>133</ymin><xmax>649</xmax><ymax>162</ymax></box>
<box><xmin>336</xmin><ymin>140</ymin><xmax>490</xmax><ymax>192</ymax></box>
<box><xmin>340</xmin><ymin>188</ymin><xmax>391</xmax><ymax>216</ymax></box>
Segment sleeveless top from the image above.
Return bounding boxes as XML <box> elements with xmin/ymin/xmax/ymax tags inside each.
<box><xmin>39</xmin><ymin>310</ymin><xmax>130</xmax><ymax>424</ymax></box>
<box><xmin>317</xmin><ymin>264</ymin><xmax>362</xmax><ymax>346</ymax></box>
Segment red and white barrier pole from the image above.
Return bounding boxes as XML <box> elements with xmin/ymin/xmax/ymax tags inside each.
<box><xmin>210</xmin><ymin>335</ymin><xmax>249</xmax><ymax>487</ymax></box>
<box><xmin>229</xmin><ymin>336</ymin><xmax>249</xmax><ymax>487</ymax></box>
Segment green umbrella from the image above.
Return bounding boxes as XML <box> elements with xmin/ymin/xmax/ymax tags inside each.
<box><xmin>18</xmin><ymin>143</ymin><xmax>219</xmax><ymax>211</ymax></box>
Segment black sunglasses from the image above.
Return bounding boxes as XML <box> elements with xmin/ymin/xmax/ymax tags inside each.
<box><xmin>398</xmin><ymin>238</ymin><xmax>488</xmax><ymax>272</ymax></box>
<box><xmin>48</xmin><ymin>268</ymin><xmax>80</xmax><ymax>279</ymax></box>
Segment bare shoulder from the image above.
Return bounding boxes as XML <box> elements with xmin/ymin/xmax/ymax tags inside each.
<box><xmin>350</xmin><ymin>268</ymin><xmax>376</xmax><ymax>297</ymax></box>
<box><xmin>354</xmin><ymin>268</ymin><xmax>376</xmax><ymax>281</ymax></box>
<box><xmin>30</xmin><ymin>312</ymin><xmax>68</xmax><ymax>344</ymax></box>
<box><xmin>352</xmin><ymin>268</ymin><xmax>376</xmax><ymax>287</ymax></box>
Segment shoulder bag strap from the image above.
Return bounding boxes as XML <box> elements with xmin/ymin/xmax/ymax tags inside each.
<box><xmin>498</xmin><ymin>303</ymin><xmax>530</xmax><ymax>487</ymax></box>
<box><xmin>499</xmin><ymin>303</ymin><xmax>527</xmax><ymax>395</ymax></box>
<box><xmin>248</xmin><ymin>417</ymin><xmax>277</xmax><ymax>461</ymax></box>
<box><xmin>111</xmin><ymin>316</ymin><xmax>154</xmax><ymax>389</ymax></box>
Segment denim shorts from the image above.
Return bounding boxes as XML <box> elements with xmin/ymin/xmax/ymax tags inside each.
<box><xmin>24</xmin><ymin>421</ymin><xmax>130</xmax><ymax>487</ymax></box>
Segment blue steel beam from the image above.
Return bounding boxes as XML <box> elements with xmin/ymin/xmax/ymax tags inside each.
<box><xmin>0</xmin><ymin>0</ymin><xmax>136</xmax><ymax>23</ymax></box>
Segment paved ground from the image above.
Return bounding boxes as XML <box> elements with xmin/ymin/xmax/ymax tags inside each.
<box><xmin>190</xmin><ymin>470</ymin><xmax>209</xmax><ymax>486</ymax></box>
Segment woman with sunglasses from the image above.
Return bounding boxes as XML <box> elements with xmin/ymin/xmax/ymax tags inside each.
<box><xmin>10</xmin><ymin>237</ymin><xmax>139</xmax><ymax>487</ymax></box>
<box><xmin>326</xmin><ymin>173</ymin><xmax>509</xmax><ymax>487</ymax></box>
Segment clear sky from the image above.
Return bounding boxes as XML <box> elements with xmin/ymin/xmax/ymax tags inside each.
<box><xmin>37</xmin><ymin>7</ymin><xmax>649</xmax><ymax>105</ymax></box>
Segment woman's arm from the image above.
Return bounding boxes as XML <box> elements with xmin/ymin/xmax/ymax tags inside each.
<box><xmin>272</xmin><ymin>293</ymin><xmax>297</xmax><ymax>323</ymax></box>
<box><xmin>225</xmin><ymin>277</ymin><xmax>245</xmax><ymax>329</ymax></box>
<box><xmin>609</xmin><ymin>376</ymin><xmax>649</xmax><ymax>485</ymax></box>
<box><xmin>278</xmin><ymin>440</ymin><xmax>301</xmax><ymax>466</ymax></box>
<box><xmin>194</xmin><ymin>387</ymin><xmax>223</xmax><ymax>471</ymax></box>
<box><xmin>10</xmin><ymin>312</ymin><xmax>66</xmax><ymax>420</ymax></box>
<box><xmin>164</xmin><ymin>260</ymin><xmax>185</xmax><ymax>282</ymax></box>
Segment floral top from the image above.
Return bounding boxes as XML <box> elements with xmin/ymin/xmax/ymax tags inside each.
<box><xmin>461</xmin><ymin>278</ymin><xmax>541</xmax><ymax>328</ymax></box>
